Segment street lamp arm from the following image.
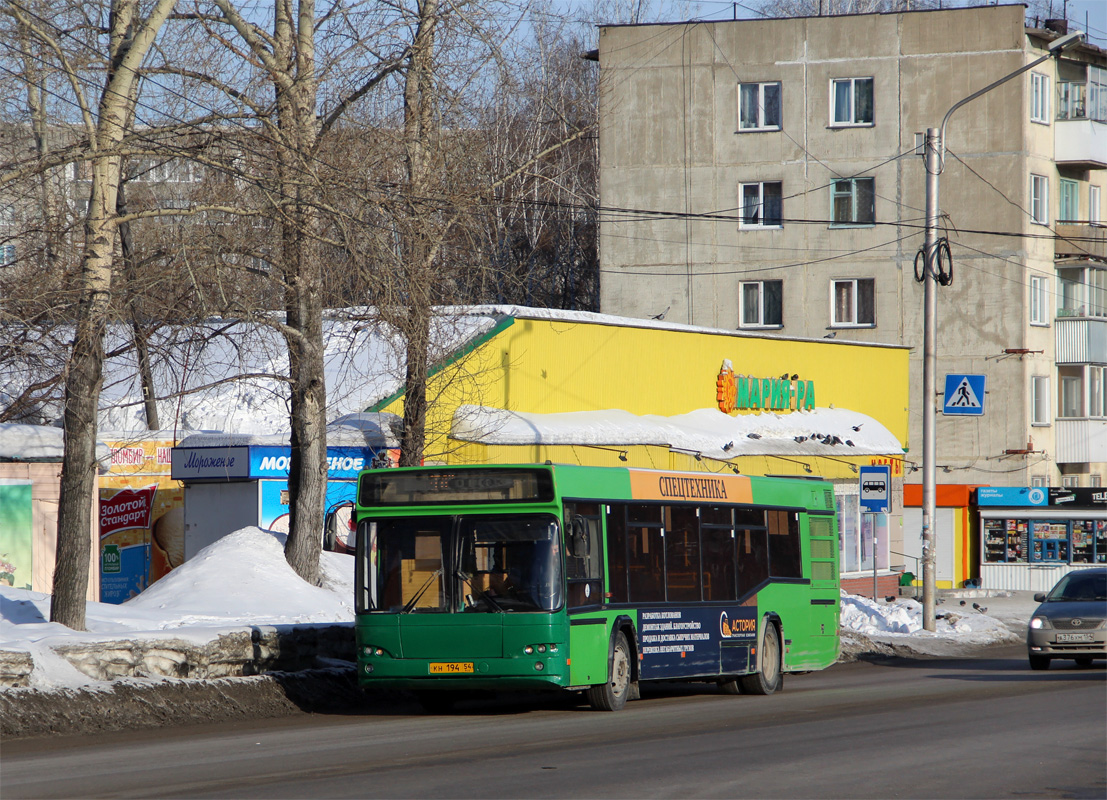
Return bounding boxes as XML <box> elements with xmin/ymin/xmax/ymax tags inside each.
<box><xmin>939</xmin><ymin>30</ymin><xmax>1085</xmax><ymax>155</ymax></box>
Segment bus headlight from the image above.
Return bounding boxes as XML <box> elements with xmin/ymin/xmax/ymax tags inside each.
<box><xmin>534</xmin><ymin>662</ymin><xmax>545</xmax><ymax>671</ymax></box>
<box><xmin>524</xmin><ymin>645</ymin><xmax>534</xmax><ymax>655</ymax></box>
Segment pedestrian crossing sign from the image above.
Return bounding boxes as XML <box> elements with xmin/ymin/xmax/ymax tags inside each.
<box><xmin>943</xmin><ymin>374</ymin><xmax>986</xmax><ymax>416</ymax></box>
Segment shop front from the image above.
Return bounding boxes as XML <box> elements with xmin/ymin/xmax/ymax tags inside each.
<box><xmin>977</xmin><ymin>487</ymin><xmax>1107</xmax><ymax>591</ymax></box>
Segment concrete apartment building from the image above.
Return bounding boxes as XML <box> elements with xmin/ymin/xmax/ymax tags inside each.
<box><xmin>596</xmin><ymin>4</ymin><xmax>1107</xmax><ymax>495</ymax></box>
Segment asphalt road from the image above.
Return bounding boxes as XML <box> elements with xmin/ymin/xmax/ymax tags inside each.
<box><xmin>4</xmin><ymin>646</ymin><xmax>1105</xmax><ymax>799</ymax></box>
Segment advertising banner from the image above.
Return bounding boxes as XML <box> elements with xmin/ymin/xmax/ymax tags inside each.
<box><xmin>100</xmin><ymin>439</ymin><xmax>184</xmax><ymax>604</ymax></box>
<box><xmin>638</xmin><ymin>605</ymin><xmax>757</xmax><ymax>680</ymax></box>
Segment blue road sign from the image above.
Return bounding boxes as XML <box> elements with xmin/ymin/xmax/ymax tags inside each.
<box><xmin>859</xmin><ymin>465</ymin><xmax>891</xmax><ymax>513</ymax></box>
<box><xmin>943</xmin><ymin>374</ymin><xmax>986</xmax><ymax>416</ymax></box>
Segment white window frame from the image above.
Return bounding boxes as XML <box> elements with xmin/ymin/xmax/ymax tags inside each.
<box><xmin>1060</xmin><ymin>374</ymin><xmax>1083</xmax><ymax>418</ymax></box>
<box><xmin>830</xmin><ymin>178</ymin><xmax>875</xmax><ymax>227</ymax></box>
<box><xmin>830</xmin><ymin>77</ymin><xmax>874</xmax><ymax>127</ymax></box>
<box><xmin>1030</xmin><ymin>275</ymin><xmax>1050</xmax><ymax>326</ymax></box>
<box><xmin>830</xmin><ymin>278</ymin><xmax>875</xmax><ymax>327</ymax></box>
<box><xmin>1031</xmin><ymin>476</ymin><xmax>1049</xmax><ymax>488</ymax></box>
<box><xmin>739</xmin><ymin>181</ymin><xmax>783</xmax><ymax>229</ymax></box>
<box><xmin>1092</xmin><ymin>474</ymin><xmax>1103</xmax><ymax>488</ymax></box>
<box><xmin>1090</xmin><ymin>185</ymin><xmax>1101</xmax><ymax>225</ymax></box>
<box><xmin>1061</xmin><ymin>476</ymin><xmax>1079</xmax><ymax>488</ymax></box>
<box><xmin>738</xmin><ymin>82</ymin><xmax>782</xmax><ymax>132</ymax></box>
<box><xmin>1030</xmin><ymin>174</ymin><xmax>1049</xmax><ymax>225</ymax></box>
<box><xmin>739</xmin><ymin>280</ymin><xmax>783</xmax><ymax>328</ymax></box>
<box><xmin>1059</xmin><ymin>179</ymin><xmax>1079</xmax><ymax>223</ymax></box>
<box><xmin>1031</xmin><ymin>72</ymin><xmax>1051</xmax><ymax>124</ymax></box>
<box><xmin>1032</xmin><ymin>375</ymin><xmax>1051</xmax><ymax>425</ymax></box>
<box><xmin>1089</xmin><ymin>366</ymin><xmax>1104</xmax><ymax>418</ymax></box>
<box><xmin>0</xmin><ymin>243</ymin><xmax>15</xmax><ymax>267</ymax></box>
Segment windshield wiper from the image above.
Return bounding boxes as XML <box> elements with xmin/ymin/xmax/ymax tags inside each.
<box><xmin>401</xmin><ymin>568</ymin><xmax>443</xmax><ymax>613</ymax></box>
<box><xmin>457</xmin><ymin>570</ymin><xmax>504</xmax><ymax>612</ymax></box>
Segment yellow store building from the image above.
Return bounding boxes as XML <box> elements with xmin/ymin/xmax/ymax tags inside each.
<box><xmin>368</xmin><ymin>307</ymin><xmax>911</xmax><ymax>595</ymax></box>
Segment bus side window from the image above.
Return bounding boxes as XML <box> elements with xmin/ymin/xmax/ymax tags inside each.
<box><xmin>768</xmin><ymin>510</ymin><xmax>802</xmax><ymax>578</ymax></box>
<box><xmin>738</xmin><ymin>527</ymin><xmax>769</xmax><ymax>597</ymax></box>
<box><xmin>565</xmin><ymin>503</ymin><xmax>603</xmax><ymax>608</ymax></box>
<box><xmin>606</xmin><ymin>504</ymin><xmax>629</xmax><ymax>603</ymax></box>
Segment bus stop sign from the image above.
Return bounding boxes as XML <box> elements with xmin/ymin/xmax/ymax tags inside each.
<box><xmin>859</xmin><ymin>465</ymin><xmax>891</xmax><ymax>513</ymax></box>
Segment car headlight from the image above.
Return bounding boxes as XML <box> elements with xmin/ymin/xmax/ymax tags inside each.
<box><xmin>1030</xmin><ymin>616</ymin><xmax>1050</xmax><ymax>629</ymax></box>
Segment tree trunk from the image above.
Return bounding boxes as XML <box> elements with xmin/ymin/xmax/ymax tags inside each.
<box><xmin>118</xmin><ymin>180</ymin><xmax>160</xmax><ymax>430</ymax></box>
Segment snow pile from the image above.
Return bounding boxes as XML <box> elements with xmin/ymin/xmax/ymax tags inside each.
<box><xmin>0</xmin><ymin>528</ymin><xmax>355</xmax><ymax>689</ymax></box>
<box><xmin>841</xmin><ymin>591</ymin><xmax>1018</xmax><ymax>642</ymax></box>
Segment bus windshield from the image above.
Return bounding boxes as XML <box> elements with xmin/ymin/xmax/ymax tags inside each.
<box><xmin>368</xmin><ymin>515</ymin><xmax>563</xmax><ymax>613</ymax></box>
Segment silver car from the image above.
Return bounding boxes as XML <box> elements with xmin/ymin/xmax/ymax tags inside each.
<box><xmin>1027</xmin><ymin>567</ymin><xmax>1107</xmax><ymax>671</ymax></box>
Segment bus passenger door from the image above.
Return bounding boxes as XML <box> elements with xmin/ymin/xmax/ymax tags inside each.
<box><xmin>565</xmin><ymin>504</ymin><xmax>609</xmax><ymax>685</ymax></box>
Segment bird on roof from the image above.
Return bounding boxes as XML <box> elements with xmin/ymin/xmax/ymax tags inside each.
<box><xmin>650</xmin><ymin>306</ymin><xmax>669</xmax><ymax>320</ymax></box>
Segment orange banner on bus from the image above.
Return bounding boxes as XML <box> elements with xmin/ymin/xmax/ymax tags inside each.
<box><xmin>629</xmin><ymin>470</ymin><xmax>752</xmax><ymax>504</ymax></box>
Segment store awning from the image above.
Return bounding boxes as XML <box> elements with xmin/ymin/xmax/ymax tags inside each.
<box><xmin>450</xmin><ymin>405</ymin><xmax>904</xmax><ymax>459</ymax></box>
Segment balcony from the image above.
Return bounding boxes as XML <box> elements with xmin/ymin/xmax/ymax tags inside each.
<box><xmin>1054</xmin><ymin>118</ymin><xmax>1106</xmax><ymax>170</ymax></box>
<box><xmin>1055</xmin><ymin>418</ymin><xmax>1107</xmax><ymax>464</ymax></box>
<box><xmin>1056</xmin><ymin>224</ymin><xmax>1107</xmax><ymax>260</ymax></box>
<box><xmin>1055</xmin><ymin>316</ymin><xmax>1107</xmax><ymax>364</ymax></box>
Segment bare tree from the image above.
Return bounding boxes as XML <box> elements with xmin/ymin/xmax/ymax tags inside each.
<box><xmin>2</xmin><ymin>0</ymin><xmax>179</xmax><ymax>629</ymax></box>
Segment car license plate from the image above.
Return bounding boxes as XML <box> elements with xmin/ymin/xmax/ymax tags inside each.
<box><xmin>429</xmin><ymin>662</ymin><xmax>474</xmax><ymax>674</ymax></box>
<box><xmin>1056</xmin><ymin>633</ymin><xmax>1094</xmax><ymax>643</ymax></box>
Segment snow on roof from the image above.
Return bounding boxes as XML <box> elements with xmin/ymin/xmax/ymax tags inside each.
<box><xmin>450</xmin><ymin>405</ymin><xmax>904</xmax><ymax>458</ymax></box>
<box><xmin>176</xmin><ymin>413</ymin><xmax>403</xmax><ymax>449</ymax></box>
<box><xmin>0</xmin><ymin>423</ymin><xmax>111</xmax><ymax>465</ymax></box>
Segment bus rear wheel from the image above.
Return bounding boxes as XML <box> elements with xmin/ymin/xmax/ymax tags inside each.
<box><xmin>738</xmin><ymin>621</ymin><xmax>783</xmax><ymax>695</ymax></box>
<box><xmin>587</xmin><ymin>631</ymin><xmax>631</xmax><ymax>711</ymax></box>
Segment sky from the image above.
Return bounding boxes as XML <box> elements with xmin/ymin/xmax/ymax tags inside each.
<box><xmin>0</xmin><ymin>525</ymin><xmax>1029</xmax><ymax>692</ymax></box>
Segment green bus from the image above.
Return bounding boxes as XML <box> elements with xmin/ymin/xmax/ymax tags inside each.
<box><xmin>353</xmin><ymin>464</ymin><xmax>839</xmax><ymax>711</ymax></box>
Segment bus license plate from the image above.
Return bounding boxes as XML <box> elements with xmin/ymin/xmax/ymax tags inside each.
<box><xmin>1056</xmin><ymin>633</ymin><xmax>1093</xmax><ymax>643</ymax></box>
<box><xmin>429</xmin><ymin>662</ymin><xmax>474</xmax><ymax>674</ymax></box>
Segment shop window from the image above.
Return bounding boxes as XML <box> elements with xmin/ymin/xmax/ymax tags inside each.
<box><xmin>830</xmin><ymin>178</ymin><xmax>875</xmax><ymax>226</ymax></box>
<box><xmin>831</xmin><ymin>278</ymin><xmax>875</xmax><ymax>327</ymax></box>
<box><xmin>740</xmin><ymin>280</ymin><xmax>783</xmax><ymax>328</ymax></box>
<box><xmin>1030</xmin><ymin>275</ymin><xmax>1049</xmax><ymax>326</ymax></box>
<box><xmin>1071</xmin><ymin>521</ymin><xmax>1098</xmax><ymax>563</ymax></box>
<box><xmin>1030</xmin><ymin>521</ymin><xmax>1069</xmax><ymax>563</ymax></box>
<box><xmin>739</xmin><ymin>181</ymin><xmax>783</xmax><ymax>228</ymax></box>
<box><xmin>738</xmin><ymin>81</ymin><xmax>781</xmax><ymax>131</ymax></box>
<box><xmin>983</xmin><ymin>519</ymin><xmax>1028</xmax><ymax>563</ymax></box>
<box><xmin>831</xmin><ymin>77</ymin><xmax>873</xmax><ymax>126</ymax></box>
<box><xmin>837</xmin><ymin>491</ymin><xmax>888</xmax><ymax>573</ymax></box>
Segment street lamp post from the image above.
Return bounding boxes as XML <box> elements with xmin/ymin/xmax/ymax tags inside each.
<box><xmin>920</xmin><ymin>29</ymin><xmax>1085</xmax><ymax>631</ymax></box>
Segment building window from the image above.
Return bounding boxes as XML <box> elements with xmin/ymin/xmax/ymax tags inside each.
<box><xmin>1060</xmin><ymin>373</ymin><xmax>1083</xmax><ymax>418</ymax></box>
<box><xmin>1030</xmin><ymin>174</ymin><xmax>1049</xmax><ymax>225</ymax></box>
<box><xmin>830</xmin><ymin>178</ymin><xmax>875</xmax><ymax>226</ymax></box>
<box><xmin>0</xmin><ymin>244</ymin><xmax>14</xmax><ymax>267</ymax></box>
<box><xmin>738</xmin><ymin>82</ymin><xmax>781</xmax><ymax>131</ymax></box>
<box><xmin>1031</xmin><ymin>72</ymin><xmax>1050</xmax><ymax>123</ymax></box>
<box><xmin>1061</xmin><ymin>476</ymin><xmax>1079</xmax><ymax>488</ymax></box>
<box><xmin>1032</xmin><ymin>376</ymin><xmax>1050</xmax><ymax>425</ymax></box>
<box><xmin>831</xmin><ymin>278</ymin><xmax>875</xmax><ymax>327</ymax></box>
<box><xmin>1031</xmin><ymin>476</ymin><xmax>1049</xmax><ymax>488</ymax></box>
<box><xmin>831</xmin><ymin>78</ymin><xmax>873</xmax><ymax>126</ymax></box>
<box><xmin>1092</xmin><ymin>475</ymin><xmax>1103</xmax><ymax>488</ymax></box>
<box><xmin>739</xmin><ymin>181</ymin><xmax>783</xmax><ymax>228</ymax></box>
<box><xmin>1090</xmin><ymin>185</ymin><xmax>1101</xmax><ymax>224</ymax></box>
<box><xmin>1030</xmin><ymin>275</ymin><xmax>1050</xmax><ymax>325</ymax></box>
<box><xmin>1089</xmin><ymin>366</ymin><xmax>1104</xmax><ymax>418</ymax></box>
<box><xmin>740</xmin><ymin>280</ymin><xmax>783</xmax><ymax>328</ymax></box>
<box><xmin>1059</xmin><ymin>179</ymin><xmax>1079</xmax><ymax>223</ymax></box>
<box><xmin>1058</xmin><ymin>266</ymin><xmax>1107</xmax><ymax>318</ymax></box>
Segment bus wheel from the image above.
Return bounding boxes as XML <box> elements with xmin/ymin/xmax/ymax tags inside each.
<box><xmin>738</xmin><ymin>622</ymin><xmax>783</xmax><ymax>695</ymax></box>
<box><xmin>587</xmin><ymin>631</ymin><xmax>631</xmax><ymax>711</ymax></box>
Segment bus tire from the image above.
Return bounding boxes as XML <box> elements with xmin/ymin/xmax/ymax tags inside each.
<box><xmin>587</xmin><ymin>631</ymin><xmax>631</xmax><ymax>711</ymax></box>
<box><xmin>738</xmin><ymin>621</ymin><xmax>783</xmax><ymax>696</ymax></box>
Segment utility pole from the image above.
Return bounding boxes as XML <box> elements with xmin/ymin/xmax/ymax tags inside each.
<box><xmin>920</xmin><ymin>28</ymin><xmax>1085</xmax><ymax>631</ymax></box>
